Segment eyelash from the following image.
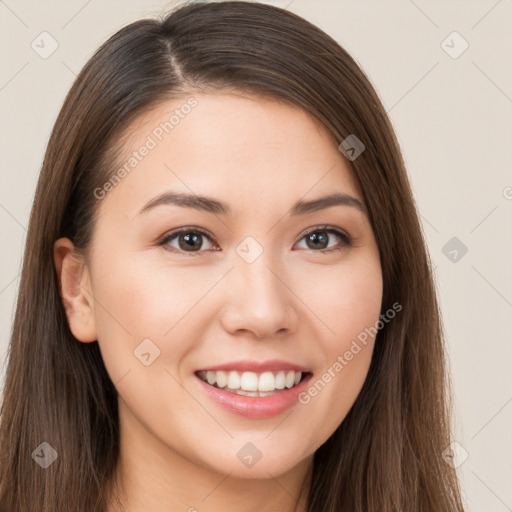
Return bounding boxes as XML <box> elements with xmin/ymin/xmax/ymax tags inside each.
<box><xmin>157</xmin><ymin>225</ymin><xmax>352</xmax><ymax>257</ymax></box>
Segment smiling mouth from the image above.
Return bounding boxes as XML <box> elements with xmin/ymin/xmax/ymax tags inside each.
<box><xmin>195</xmin><ymin>369</ymin><xmax>311</xmax><ymax>397</ymax></box>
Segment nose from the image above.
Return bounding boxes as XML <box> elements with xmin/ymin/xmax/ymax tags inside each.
<box><xmin>219</xmin><ymin>255</ymin><xmax>299</xmax><ymax>339</ymax></box>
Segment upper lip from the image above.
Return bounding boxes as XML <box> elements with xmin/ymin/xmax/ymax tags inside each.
<box><xmin>197</xmin><ymin>359</ymin><xmax>312</xmax><ymax>373</ymax></box>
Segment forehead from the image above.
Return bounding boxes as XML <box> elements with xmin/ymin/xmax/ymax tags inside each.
<box><xmin>97</xmin><ymin>91</ymin><xmax>362</xmax><ymax>218</ymax></box>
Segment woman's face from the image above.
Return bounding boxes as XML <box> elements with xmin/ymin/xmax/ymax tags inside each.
<box><xmin>59</xmin><ymin>92</ymin><xmax>382</xmax><ymax>482</ymax></box>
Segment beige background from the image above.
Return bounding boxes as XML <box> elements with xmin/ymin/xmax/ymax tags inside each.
<box><xmin>1</xmin><ymin>0</ymin><xmax>511</xmax><ymax>509</ymax></box>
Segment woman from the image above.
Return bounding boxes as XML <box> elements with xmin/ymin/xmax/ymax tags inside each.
<box><xmin>0</xmin><ymin>1</ymin><xmax>465</xmax><ymax>510</ymax></box>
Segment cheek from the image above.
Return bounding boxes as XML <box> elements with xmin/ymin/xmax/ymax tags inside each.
<box><xmin>296</xmin><ymin>257</ymin><xmax>382</xmax><ymax>440</ymax></box>
<box><xmin>92</xmin><ymin>263</ymin><xmax>162</xmax><ymax>333</ymax></box>
<box><xmin>336</xmin><ymin>264</ymin><xmax>382</xmax><ymax>344</ymax></box>
<box><xmin>307</xmin><ymin>255</ymin><xmax>383</xmax><ymax>352</ymax></box>
<box><xmin>90</xmin><ymin>250</ymin><xmax>232</xmax><ymax>386</ymax></box>
<box><xmin>89</xmin><ymin>255</ymin><xmax>196</xmax><ymax>381</ymax></box>
<box><xmin>323</xmin><ymin>257</ymin><xmax>382</xmax><ymax>378</ymax></box>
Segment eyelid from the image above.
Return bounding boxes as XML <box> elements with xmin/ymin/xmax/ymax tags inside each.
<box><xmin>296</xmin><ymin>224</ymin><xmax>351</xmax><ymax>244</ymax></box>
<box><xmin>158</xmin><ymin>224</ymin><xmax>352</xmax><ymax>255</ymax></box>
<box><xmin>158</xmin><ymin>226</ymin><xmax>217</xmax><ymax>256</ymax></box>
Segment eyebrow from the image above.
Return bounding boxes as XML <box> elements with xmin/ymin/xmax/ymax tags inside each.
<box><xmin>138</xmin><ymin>191</ymin><xmax>366</xmax><ymax>217</ymax></box>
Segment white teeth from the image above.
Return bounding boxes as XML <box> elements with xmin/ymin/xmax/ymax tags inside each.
<box><xmin>285</xmin><ymin>371</ymin><xmax>295</xmax><ymax>388</ymax></box>
<box><xmin>197</xmin><ymin>369</ymin><xmax>305</xmax><ymax>392</ymax></box>
<box><xmin>235</xmin><ymin>389</ymin><xmax>278</xmax><ymax>397</ymax></box>
<box><xmin>227</xmin><ymin>371</ymin><xmax>241</xmax><ymax>390</ymax></box>
<box><xmin>258</xmin><ymin>371</ymin><xmax>275</xmax><ymax>392</ymax></box>
<box><xmin>216</xmin><ymin>371</ymin><xmax>227</xmax><ymax>388</ymax></box>
<box><xmin>240</xmin><ymin>371</ymin><xmax>258</xmax><ymax>391</ymax></box>
<box><xmin>275</xmin><ymin>371</ymin><xmax>286</xmax><ymax>389</ymax></box>
<box><xmin>235</xmin><ymin>389</ymin><xmax>254</xmax><ymax>396</ymax></box>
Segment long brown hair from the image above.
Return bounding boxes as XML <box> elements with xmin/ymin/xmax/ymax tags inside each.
<box><xmin>0</xmin><ymin>2</ymin><xmax>465</xmax><ymax>510</ymax></box>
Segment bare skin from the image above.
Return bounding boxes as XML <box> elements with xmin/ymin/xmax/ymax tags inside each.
<box><xmin>54</xmin><ymin>91</ymin><xmax>383</xmax><ymax>512</ymax></box>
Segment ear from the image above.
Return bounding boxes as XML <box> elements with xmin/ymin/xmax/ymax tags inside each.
<box><xmin>53</xmin><ymin>238</ymin><xmax>97</xmax><ymax>343</ymax></box>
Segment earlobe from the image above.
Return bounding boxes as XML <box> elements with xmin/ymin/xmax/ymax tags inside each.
<box><xmin>53</xmin><ymin>238</ymin><xmax>97</xmax><ymax>343</ymax></box>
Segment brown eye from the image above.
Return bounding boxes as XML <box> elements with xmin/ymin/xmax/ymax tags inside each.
<box><xmin>160</xmin><ymin>228</ymin><xmax>216</xmax><ymax>254</ymax></box>
<box><xmin>305</xmin><ymin>231</ymin><xmax>329</xmax><ymax>250</ymax></box>
<box><xmin>177</xmin><ymin>232</ymin><xmax>204</xmax><ymax>251</ymax></box>
<box><xmin>296</xmin><ymin>227</ymin><xmax>351</xmax><ymax>253</ymax></box>
<box><xmin>159</xmin><ymin>225</ymin><xmax>351</xmax><ymax>256</ymax></box>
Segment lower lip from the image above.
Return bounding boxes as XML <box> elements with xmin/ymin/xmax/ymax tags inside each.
<box><xmin>195</xmin><ymin>373</ymin><xmax>313</xmax><ymax>419</ymax></box>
